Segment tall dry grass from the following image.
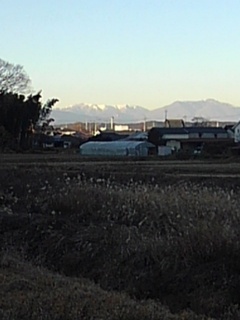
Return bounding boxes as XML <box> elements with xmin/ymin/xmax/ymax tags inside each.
<box><xmin>1</xmin><ymin>169</ymin><xmax>240</xmax><ymax>318</ymax></box>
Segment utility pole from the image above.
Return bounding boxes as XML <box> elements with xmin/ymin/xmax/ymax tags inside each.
<box><xmin>110</xmin><ymin>116</ymin><xmax>114</xmax><ymax>131</ymax></box>
<box><xmin>164</xmin><ymin>109</ymin><xmax>168</xmax><ymax>121</ymax></box>
<box><xmin>143</xmin><ymin>117</ymin><xmax>146</xmax><ymax>132</ymax></box>
<box><xmin>94</xmin><ymin>122</ymin><xmax>97</xmax><ymax>135</ymax></box>
<box><xmin>183</xmin><ymin>115</ymin><xmax>187</xmax><ymax>126</ymax></box>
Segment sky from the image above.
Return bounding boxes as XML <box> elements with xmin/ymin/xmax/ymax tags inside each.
<box><xmin>1</xmin><ymin>0</ymin><xmax>240</xmax><ymax>109</ymax></box>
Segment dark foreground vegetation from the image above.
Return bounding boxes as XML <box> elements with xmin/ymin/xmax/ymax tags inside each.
<box><xmin>1</xmin><ymin>155</ymin><xmax>240</xmax><ymax>319</ymax></box>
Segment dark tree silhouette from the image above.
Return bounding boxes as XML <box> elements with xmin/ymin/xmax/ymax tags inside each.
<box><xmin>0</xmin><ymin>58</ymin><xmax>32</xmax><ymax>94</ymax></box>
<box><xmin>0</xmin><ymin>91</ymin><xmax>58</xmax><ymax>149</ymax></box>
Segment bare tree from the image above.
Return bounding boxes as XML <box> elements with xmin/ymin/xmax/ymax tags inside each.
<box><xmin>0</xmin><ymin>58</ymin><xmax>32</xmax><ymax>94</ymax></box>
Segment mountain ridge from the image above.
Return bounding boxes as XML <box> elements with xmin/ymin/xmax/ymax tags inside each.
<box><xmin>52</xmin><ymin>99</ymin><xmax>240</xmax><ymax>124</ymax></box>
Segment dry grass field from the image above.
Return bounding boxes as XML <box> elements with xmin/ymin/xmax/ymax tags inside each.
<box><xmin>1</xmin><ymin>153</ymin><xmax>240</xmax><ymax>319</ymax></box>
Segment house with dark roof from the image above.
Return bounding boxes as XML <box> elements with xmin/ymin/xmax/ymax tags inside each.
<box><xmin>88</xmin><ymin>131</ymin><xmax>129</xmax><ymax>142</ymax></box>
<box><xmin>148</xmin><ymin>126</ymin><xmax>232</xmax><ymax>152</ymax></box>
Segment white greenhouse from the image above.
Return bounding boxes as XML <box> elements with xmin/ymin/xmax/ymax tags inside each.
<box><xmin>79</xmin><ymin>141</ymin><xmax>155</xmax><ymax>157</ymax></box>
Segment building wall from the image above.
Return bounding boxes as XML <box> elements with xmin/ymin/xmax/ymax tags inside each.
<box><xmin>158</xmin><ymin>146</ymin><xmax>172</xmax><ymax>156</ymax></box>
<box><xmin>162</xmin><ymin>134</ymin><xmax>189</xmax><ymax>140</ymax></box>
<box><xmin>201</xmin><ymin>133</ymin><xmax>215</xmax><ymax>139</ymax></box>
<box><xmin>114</xmin><ymin>125</ymin><xmax>129</xmax><ymax>131</ymax></box>
<box><xmin>166</xmin><ymin>140</ymin><xmax>181</xmax><ymax>151</ymax></box>
<box><xmin>216</xmin><ymin>133</ymin><xmax>228</xmax><ymax>139</ymax></box>
<box><xmin>188</xmin><ymin>133</ymin><xmax>199</xmax><ymax>139</ymax></box>
<box><xmin>234</xmin><ymin>123</ymin><xmax>240</xmax><ymax>142</ymax></box>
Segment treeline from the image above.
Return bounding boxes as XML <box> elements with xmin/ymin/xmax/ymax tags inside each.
<box><xmin>0</xmin><ymin>58</ymin><xmax>58</xmax><ymax>150</ymax></box>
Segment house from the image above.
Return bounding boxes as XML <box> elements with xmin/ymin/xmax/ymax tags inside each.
<box><xmin>61</xmin><ymin>134</ymin><xmax>85</xmax><ymax>148</ymax></box>
<box><xmin>148</xmin><ymin>127</ymin><xmax>188</xmax><ymax>149</ymax></box>
<box><xmin>88</xmin><ymin>131</ymin><xmax>129</xmax><ymax>142</ymax></box>
<box><xmin>33</xmin><ymin>131</ymin><xmax>86</xmax><ymax>149</ymax></box>
<box><xmin>148</xmin><ymin>126</ymin><xmax>231</xmax><ymax>152</ymax></box>
<box><xmin>230</xmin><ymin>122</ymin><xmax>240</xmax><ymax>143</ymax></box>
<box><xmin>123</xmin><ymin>131</ymin><xmax>148</xmax><ymax>141</ymax></box>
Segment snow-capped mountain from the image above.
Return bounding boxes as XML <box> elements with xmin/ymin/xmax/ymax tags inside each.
<box><xmin>52</xmin><ymin>103</ymin><xmax>151</xmax><ymax>124</ymax></box>
<box><xmin>51</xmin><ymin>99</ymin><xmax>240</xmax><ymax>124</ymax></box>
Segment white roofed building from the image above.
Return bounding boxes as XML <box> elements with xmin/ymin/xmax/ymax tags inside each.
<box><xmin>79</xmin><ymin>141</ymin><xmax>155</xmax><ymax>157</ymax></box>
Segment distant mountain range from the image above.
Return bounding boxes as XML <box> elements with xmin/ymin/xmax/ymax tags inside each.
<box><xmin>51</xmin><ymin>99</ymin><xmax>240</xmax><ymax>124</ymax></box>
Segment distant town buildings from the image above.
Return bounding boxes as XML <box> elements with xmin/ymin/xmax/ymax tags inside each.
<box><xmin>31</xmin><ymin>116</ymin><xmax>240</xmax><ymax>157</ymax></box>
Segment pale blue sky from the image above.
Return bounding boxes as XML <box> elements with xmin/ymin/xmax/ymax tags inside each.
<box><xmin>1</xmin><ymin>0</ymin><xmax>240</xmax><ymax>109</ymax></box>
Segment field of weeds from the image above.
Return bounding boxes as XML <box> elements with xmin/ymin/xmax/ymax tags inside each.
<box><xmin>1</xmin><ymin>154</ymin><xmax>240</xmax><ymax>319</ymax></box>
